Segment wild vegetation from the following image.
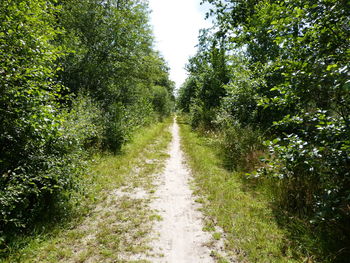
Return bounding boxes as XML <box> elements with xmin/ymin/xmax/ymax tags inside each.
<box><xmin>177</xmin><ymin>0</ymin><xmax>349</xmax><ymax>262</ymax></box>
<box><xmin>1</xmin><ymin>0</ymin><xmax>349</xmax><ymax>261</ymax></box>
<box><xmin>0</xmin><ymin>0</ymin><xmax>173</xmax><ymax>255</ymax></box>
<box><xmin>179</xmin><ymin>117</ymin><xmax>299</xmax><ymax>263</ymax></box>
<box><xmin>2</xmin><ymin>119</ymin><xmax>172</xmax><ymax>262</ymax></box>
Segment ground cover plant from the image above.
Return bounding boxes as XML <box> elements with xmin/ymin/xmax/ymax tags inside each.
<box><xmin>177</xmin><ymin>0</ymin><xmax>349</xmax><ymax>261</ymax></box>
<box><xmin>1</xmin><ymin>118</ymin><xmax>172</xmax><ymax>262</ymax></box>
<box><xmin>0</xmin><ymin>0</ymin><xmax>174</xmax><ymax>256</ymax></box>
<box><xmin>179</xmin><ymin>117</ymin><xmax>301</xmax><ymax>263</ymax></box>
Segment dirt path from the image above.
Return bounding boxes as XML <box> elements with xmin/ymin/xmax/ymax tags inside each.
<box><xmin>9</xmin><ymin>119</ymin><xmax>230</xmax><ymax>263</ymax></box>
<box><xmin>149</xmin><ymin>117</ymin><xmax>214</xmax><ymax>262</ymax></box>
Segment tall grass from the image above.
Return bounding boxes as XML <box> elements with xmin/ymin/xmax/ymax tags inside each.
<box><xmin>178</xmin><ymin>117</ymin><xmax>307</xmax><ymax>263</ymax></box>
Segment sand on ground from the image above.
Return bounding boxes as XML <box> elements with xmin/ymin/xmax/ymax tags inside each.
<box><xmin>148</xmin><ymin>117</ymin><xmax>214</xmax><ymax>263</ymax></box>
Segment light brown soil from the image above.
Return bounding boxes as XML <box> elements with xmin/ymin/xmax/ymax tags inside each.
<box><xmin>148</xmin><ymin>118</ymin><xmax>215</xmax><ymax>263</ymax></box>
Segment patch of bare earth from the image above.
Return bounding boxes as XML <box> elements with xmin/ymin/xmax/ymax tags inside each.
<box><xmin>26</xmin><ymin>133</ymin><xmax>170</xmax><ymax>263</ymax></box>
<box><xmin>26</xmin><ymin>119</ymin><xmax>235</xmax><ymax>263</ymax></box>
<box><xmin>144</xmin><ymin>118</ymin><xmax>234</xmax><ymax>263</ymax></box>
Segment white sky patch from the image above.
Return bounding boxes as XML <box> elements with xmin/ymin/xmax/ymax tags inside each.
<box><xmin>148</xmin><ymin>0</ymin><xmax>212</xmax><ymax>89</ymax></box>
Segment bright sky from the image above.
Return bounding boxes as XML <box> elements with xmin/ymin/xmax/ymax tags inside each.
<box><xmin>148</xmin><ymin>0</ymin><xmax>212</xmax><ymax>89</ymax></box>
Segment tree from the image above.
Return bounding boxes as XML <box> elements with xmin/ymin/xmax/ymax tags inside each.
<box><xmin>181</xmin><ymin>0</ymin><xmax>350</xmax><ymax>259</ymax></box>
<box><xmin>58</xmin><ymin>0</ymin><xmax>174</xmax><ymax>151</ymax></box>
<box><xmin>0</xmin><ymin>0</ymin><xmax>75</xmax><ymax>231</ymax></box>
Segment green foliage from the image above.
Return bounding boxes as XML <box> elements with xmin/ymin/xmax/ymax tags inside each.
<box><xmin>62</xmin><ymin>93</ymin><xmax>104</xmax><ymax>151</ymax></box>
<box><xmin>179</xmin><ymin>120</ymin><xmax>301</xmax><ymax>263</ymax></box>
<box><xmin>259</xmin><ymin>111</ymin><xmax>350</xmax><ymax>226</ymax></box>
<box><xmin>1</xmin><ymin>119</ymin><xmax>172</xmax><ymax>261</ymax></box>
<box><xmin>103</xmin><ymin>97</ymin><xmax>154</xmax><ymax>152</ymax></box>
<box><xmin>0</xmin><ymin>0</ymin><xmax>173</xmax><ymax>248</ymax></box>
<box><xmin>220</xmin><ymin>53</ymin><xmax>264</xmax><ymax>127</ymax></box>
<box><xmin>217</xmin><ymin>120</ymin><xmax>264</xmax><ymax>172</ymax></box>
<box><xmin>151</xmin><ymin>85</ymin><xmax>173</xmax><ymax>119</ymax></box>
<box><xmin>0</xmin><ymin>0</ymin><xmax>73</xmax><ymax>233</ymax></box>
<box><xmin>179</xmin><ymin>0</ymin><xmax>350</xmax><ymax>260</ymax></box>
<box><xmin>57</xmin><ymin>0</ymin><xmax>174</xmax><ymax>150</ymax></box>
<box><xmin>179</xmin><ymin>29</ymin><xmax>230</xmax><ymax>128</ymax></box>
<box><xmin>176</xmin><ymin>77</ymin><xmax>199</xmax><ymax>113</ymax></box>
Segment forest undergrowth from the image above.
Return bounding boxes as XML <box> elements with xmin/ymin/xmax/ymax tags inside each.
<box><xmin>1</xmin><ymin>118</ymin><xmax>172</xmax><ymax>262</ymax></box>
<box><xmin>1</xmin><ymin>0</ymin><xmax>349</xmax><ymax>261</ymax></box>
<box><xmin>178</xmin><ymin>115</ymin><xmax>346</xmax><ymax>263</ymax></box>
<box><xmin>177</xmin><ymin>0</ymin><xmax>349</xmax><ymax>261</ymax></box>
<box><xmin>0</xmin><ymin>0</ymin><xmax>174</xmax><ymax>256</ymax></box>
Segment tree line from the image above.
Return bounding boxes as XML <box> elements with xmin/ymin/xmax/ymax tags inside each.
<box><xmin>0</xmin><ymin>0</ymin><xmax>174</xmax><ymax>243</ymax></box>
<box><xmin>177</xmin><ymin>0</ymin><xmax>349</xmax><ymax>261</ymax></box>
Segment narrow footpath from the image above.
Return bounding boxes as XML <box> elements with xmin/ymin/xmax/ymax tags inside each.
<box><xmin>5</xmin><ymin>119</ymin><xmax>229</xmax><ymax>263</ymax></box>
<box><xmin>148</xmin><ymin>118</ymin><xmax>214</xmax><ymax>262</ymax></box>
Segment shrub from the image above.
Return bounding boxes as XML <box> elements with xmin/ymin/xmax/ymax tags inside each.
<box><xmin>62</xmin><ymin>93</ymin><xmax>104</xmax><ymax>151</ymax></box>
<box><xmin>0</xmin><ymin>93</ymin><xmax>103</xmax><ymax>244</ymax></box>
<box><xmin>151</xmin><ymin>85</ymin><xmax>173</xmax><ymax>119</ymax></box>
<box><xmin>216</xmin><ymin>116</ymin><xmax>264</xmax><ymax>172</ymax></box>
<box><xmin>103</xmin><ymin>96</ymin><xmax>155</xmax><ymax>153</ymax></box>
<box><xmin>260</xmin><ymin>112</ymin><xmax>350</xmax><ymax>217</ymax></box>
<box><xmin>0</xmin><ymin>0</ymin><xmax>79</xmax><ymax>235</ymax></box>
<box><xmin>256</xmin><ymin>111</ymin><xmax>350</xmax><ymax>261</ymax></box>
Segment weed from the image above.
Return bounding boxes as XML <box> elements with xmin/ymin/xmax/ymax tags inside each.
<box><xmin>213</xmin><ymin>232</ymin><xmax>222</xmax><ymax>240</ymax></box>
<box><xmin>1</xmin><ymin>119</ymin><xmax>172</xmax><ymax>262</ymax></box>
<box><xmin>179</xmin><ymin>121</ymin><xmax>301</xmax><ymax>263</ymax></box>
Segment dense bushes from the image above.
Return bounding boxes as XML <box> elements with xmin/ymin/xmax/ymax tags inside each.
<box><xmin>151</xmin><ymin>85</ymin><xmax>173</xmax><ymax>119</ymax></box>
<box><xmin>260</xmin><ymin>112</ymin><xmax>350</xmax><ymax>240</ymax></box>
<box><xmin>62</xmin><ymin>93</ymin><xmax>104</xmax><ymax>151</ymax></box>
<box><xmin>0</xmin><ymin>0</ymin><xmax>71</xmax><ymax>232</ymax></box>
<box><xmin>0</xmin><ymin>0</ymin><xmax>173</xmax><ymax>245</ymax></box>
<box><xmin>218</xmin><ymin>122</ymin><xmax>263</xmax><ymax>172</ymax></box>
<box><xmin>57</xmin><ymin>0</ymin><xmax>174</xmax><ymax>151</ymax></box>
<box><xmin>177</xmin><ymin>0</ymin><xmax>349</xmax><ymax>260</ymax></box>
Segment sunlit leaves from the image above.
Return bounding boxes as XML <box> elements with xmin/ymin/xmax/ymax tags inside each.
<box><xmin>183</xmin><ymin>1</ymin><xmax>350</xmax><ymax>258</ymax></box>
<box><xmin>0</xmin><ymin>0</ymin><xmax>174</xmax><ymax>236</ymax></box>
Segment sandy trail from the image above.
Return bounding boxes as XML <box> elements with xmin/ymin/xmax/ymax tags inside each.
<box><xmin>149</xmin><ymin>117</ymin><xmax>214</xmax><ymax>263</ymax></box>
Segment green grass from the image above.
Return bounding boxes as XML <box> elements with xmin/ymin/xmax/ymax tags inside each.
<box><xmin>1</xmin><ymin>118</ymin><xmax>172</xmax><ymax>263</ymax></box>
<box><xmin>178</xmin><ymin>120</ymin><xmax>306</xmax><ymax>263</ymax></box>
